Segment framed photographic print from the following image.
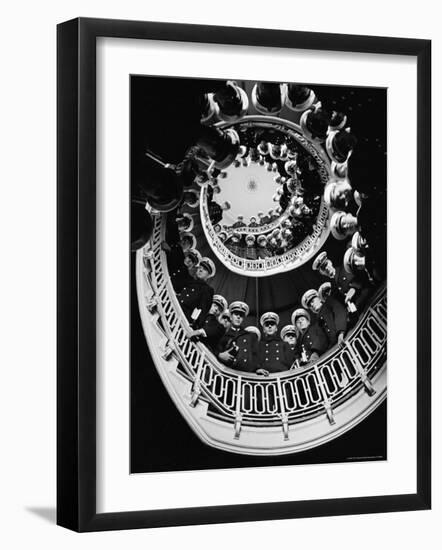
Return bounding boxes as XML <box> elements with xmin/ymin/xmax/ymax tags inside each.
<box><xmin>57</xmin><ymin>17</ymin><xmax>431</xmax><ymax>532</ymax></box>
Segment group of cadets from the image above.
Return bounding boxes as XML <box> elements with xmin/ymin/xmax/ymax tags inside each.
<box><xmin>186</xmin><ymin>279</ymin><xmax>354</xmax><ymax>376</ymax></box>
<box><xmin>161</xmin><ymin>191</ymin><xmax>373</xmax><ymax>376</ymax></box>
<box><xmin>162</xmin><ymin>212</ymin><xmax>370</xmax><ymax>375</ymax></box>
<box><xmin>162</xmin><ymin>211</ymin><xmax>218</xmax><ymax>330</ymax></box>
<box><xmin>219</xmin><ymin>195</ymin><xmax>319</xmax><ymax>260</ymax></box>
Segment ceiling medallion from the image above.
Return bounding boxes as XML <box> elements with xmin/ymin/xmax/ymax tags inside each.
<box><xmin>247</xmin><ymin>178</ymin><xmax>258</xmax><ymax>192</ymax></box>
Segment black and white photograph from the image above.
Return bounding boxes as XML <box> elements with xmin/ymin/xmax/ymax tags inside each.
<box><xmin>130</xmin><ymin>76</ymin><xmax>387</xmax><ymax>472</ymax></box>
<box><xmin>0</xmin><ymin>0</ymin><xmax>435</xmax><ymax>543</ymax></box>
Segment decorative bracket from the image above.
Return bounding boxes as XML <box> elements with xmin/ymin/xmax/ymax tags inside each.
<box><xmin>146</xmin><ymin>297</ymin><xmax>158</xmax><ymax>313</ymax></box>
<box><xmin>189</xmin><ymin>381</ymin><xmax>201</xmax><ymax>407</ymax></box>
<box><xmin>161</xmin><ymin>340</ymin><xmax>174</xmax><ymax>360</ymax></box>
<box><xmin>234</xmin><ymin>413</ymin><xmax>242</xmax><ymax>439</ymax></box>
<box><xmin>279</xmin><ymin>412</ymin><xmax>289</xmax><ymax>441</ymax></box>
<box><xmin>324</xmin><ymin>399</ymin><xmax>335</xmax><ymax>425</ymax></box>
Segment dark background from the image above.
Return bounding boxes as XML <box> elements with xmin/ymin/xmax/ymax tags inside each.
<box><xmin>130</xmin><ymin>75</ymin><xmax>387</xmax><ymax>474</ymax></box>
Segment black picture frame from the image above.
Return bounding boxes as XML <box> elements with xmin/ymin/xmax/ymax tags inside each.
<box><xmin>57</xmin><ymin>17</ymin><xmax>431</xmax><ymax>532</ymax></box>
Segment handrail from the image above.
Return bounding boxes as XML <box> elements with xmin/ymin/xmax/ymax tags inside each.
<box><xmin>223</xmin><ymin>219</ymin><xmax>285</xmax><ymax>236</ymax></box>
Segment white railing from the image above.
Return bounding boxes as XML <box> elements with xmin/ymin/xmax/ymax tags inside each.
<box><xmin>136</xmin><ymin>213</ymin><xmax>386</xmax><ymax>453</ymax></box>
<box><xmin>223</xmin><ymin>219</ymin><xmax>283</xmax><ymax>236</ymax></box>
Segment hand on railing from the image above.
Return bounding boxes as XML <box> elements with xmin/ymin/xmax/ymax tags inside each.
<box><xmin>188</xmin><ymin>328</ymin><xmax>205</xmax><ymax>341</ymax></box>
<box><xmin>256</xmin><ymin>368</ymin><xmax>270</xmax><ymax>377</ymax></box>
<box><xmin>218</xmin><ymin>350</ymin><xmax>235</xmax><ymax>364</ymax></box>
<box><xmin>337</xmin><ymin>332</ymin><xmax>346</xmax><ymax>348</ymax></box>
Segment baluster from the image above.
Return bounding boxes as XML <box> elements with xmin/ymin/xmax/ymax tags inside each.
<box><xmin>314</xmin><ymin>364</ymin><xmax>335</xmax><ymax>425</ymax></box>
<box><xmin>189</xmin><ymin>353</ymin><xmax>205</xmax><ymax>407</ymax></box>
<box><xmin>344</xmin><ymin>342</ymin><xmax>376</xmax><ymax>396</ymax></box>
<box><xmin>161</xmin><ymin>338</ymin><xmax>174</xmax><ymax>360</ymax></box>
<box><xmin>370</xmin><ymin>306</ymin><xmax>387</xmax><ymax>332</ymax></box>
<box><xmin>146</xmin><ymin>296</ymin><xmax>158</xmax><ymax>313</ymax></box>
<box><xmin>234</xmin><ymin>376</ymin><xmax>243</xmax><ymax>439</ymax></box>
<box><xmin>276</xmin><ymin>377</ymin><xmax>290</xmax><ymax>440</ymax></box>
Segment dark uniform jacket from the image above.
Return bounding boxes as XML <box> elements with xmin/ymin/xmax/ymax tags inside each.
<box><xmin>226</xmin><ymin>240</ymin><xmax>245</xmax><ymax>258</ymax></box>
<box><xmin>232</xmin><ymin>221</ymin><xmax>246</xmax><ymax>229</ymax></box>
<box><xmin>286</xmin><ymin>344</ymin><xmax>300</xmax><ymax>367</ymax></box>
<box><xmin>208</xmin><ymin>201</ymin><xmax>223</xmax><ymax>225</ymax></box>
<box><xmin>178</xmin><ymin>280</ymin><xmax>214</xmax><ymax>329</ymax></box>
<box><xmin>199</xmin><ymin>314</ymin><xmax>225</xmax><ymax>353</ymax></box>
<box><xmin>258</xmin><ymin>335</ymin><xmax>291</xmax><ymax>373</ymax></box>
<box><xmin>245</xmin><ymin>246</ymin><xmax>258</xmax><ymax>260</ymax></box>
<box><xmin>316</xmin><ymin>297</ymin><xmax>347</xmax><ymax>348</ymax></box>
<box><xmin>166</xmin><ymin>244</ymin><xmax>194</xmax><ymax>292</ymax></box>
<box><xmin>218</xmin><ymin>326</ymin><xmax>259</xmax><ymax>373</ymax></box>
<box><xmin>331</xmin><ymin>265</ymin><xmax>370</xmax><ymax>312</ymax></box>
<box><xmin>296</xmin><ymin>323</ymin><xmax>328</xmax><ymax>362</ymax></box>
<box><xmin>257</xmin><ymin>247</ymin><xmax>272</xmax><ymax>259</ymax></box>
<box><xmin>164</xmin><ymin>212</ymin><xmax>193</xmax><ymax>292</ymax></box>
<box><xmin>357</xmin><ymin>195</ymin><xmax>387</xmax><ymax>280</ymax></box>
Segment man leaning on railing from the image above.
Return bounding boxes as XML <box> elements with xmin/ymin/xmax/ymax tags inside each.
<box><xmin>178</xmin><ymin>257</ymin><xmax>216</xmax><ymax>329</ymax></box>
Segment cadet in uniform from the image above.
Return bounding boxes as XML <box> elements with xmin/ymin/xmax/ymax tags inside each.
<box><xmin>178</xmin><ymin>257</ymin><xmax>215</xmax><ymax>329</ymax></box>
<box><xmin>182</xmin><ymin>189</ymin><xmax>200</xmax><ymax>208</ymax></box>
<box><xmin>330</xmin><ymin>211</ymin><xmax>358</xmax><ymax>240</ymax></box>
<box><xmin>208</xmin><ymin>200</ymin><xmax>231</xmax><ymax>225</ymax></box>
<box><xmin>280</xmin><ymin>324</ymin><xmax>300</xmax><ymax>367</ymax></box>
<box><xmin>226</xmin><ymin>232</ymin><xmax>243</xmax><ymax>257</ymax></box>
<box><xmin>161</xmin><ymin>231</ymin><xmax>197</xmax><ymax>293</ymax></box>
<box><xmin>260</xmin><ymin>211</ymin><xmax>271</xmax><ymax>225</ymax></box>
<box><xmin>183</xmin><ymin>248</ymin><xmax>201</xmax><ymax>280</ymax></box>
<box><xmin>217</xmin><ymin>301</ymin><xmax>260</xmax><ymax>373</ymax></box>
<box><xmin>219</xmin><ymin>309</ymin><xmax>232</xmax><ymax>332</ymax></box>
<box><xmin>232</xmin><ymin>215</ymin><xmax>246</xmax><ymax>229</ymax></box>
<box><xmin>176</xmin><ymin>213</ymin><xmax>194</xmax><ymax>233</ymax></box>
<box><xmin>256</xmin><ymin>234</ymin><xmax>271</xmax><ymax>259</ymax></box>
<box><xmin>245</xmin><ymin>234</ymin><xmax>258</xmax><ymax>260</ymax></box>
<box><xmin>188</xmin><ymin>294</ymin><xmax>227</xmax><ymax>353</ymax></box>
<box><xmin>257</xmin><ymin>312</ymin><xmax>291</xmax><ymax>375</ymax></box>
<box><xmin>302</xmin><ymin>288</ymin><xmax>347</xmax><ymax>349</ymax></box>
<box><xmin>291</xmin><ymin>308</ymin><xmax>328</xmax><ymax>365</ymax></box>
<box><xmin>323</xmin><ymin>179</ymin><xmax>353</xmax><ymax>211</ymax></box>
<box><xmin>312</xmin><ymin>250</ymin><xmax>369</xmax><ymax>312</ymax></box>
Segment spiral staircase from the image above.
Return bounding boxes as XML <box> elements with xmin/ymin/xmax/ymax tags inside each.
<box><xmin>136</xmin><ymin>213</ymin><xmax>386</xmax><ymax>455</ymax></box>
<box><xmin>134</xmin><ymin>78</ymin><xmax>387</xmax><ymax>456</ymax></box>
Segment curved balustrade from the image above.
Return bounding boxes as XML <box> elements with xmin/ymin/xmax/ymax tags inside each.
<box><xmin>200</xmin><ymin>116</ymin><xmax>333</xmax><ymax>276</ymax></box>
<box><xmin>136</xmin><ymin>213</ymin><xmax>387</xmax><ymax>455</ymax></box>
<box><xmin>202</xmin><ymin>189</ymin><xmax>330</xmax><ymax>276</ymax></box>
<box><xmin>223</xmin><ymin>219</ymin><xmax>284</xmax><ymax>236</ymax></box>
